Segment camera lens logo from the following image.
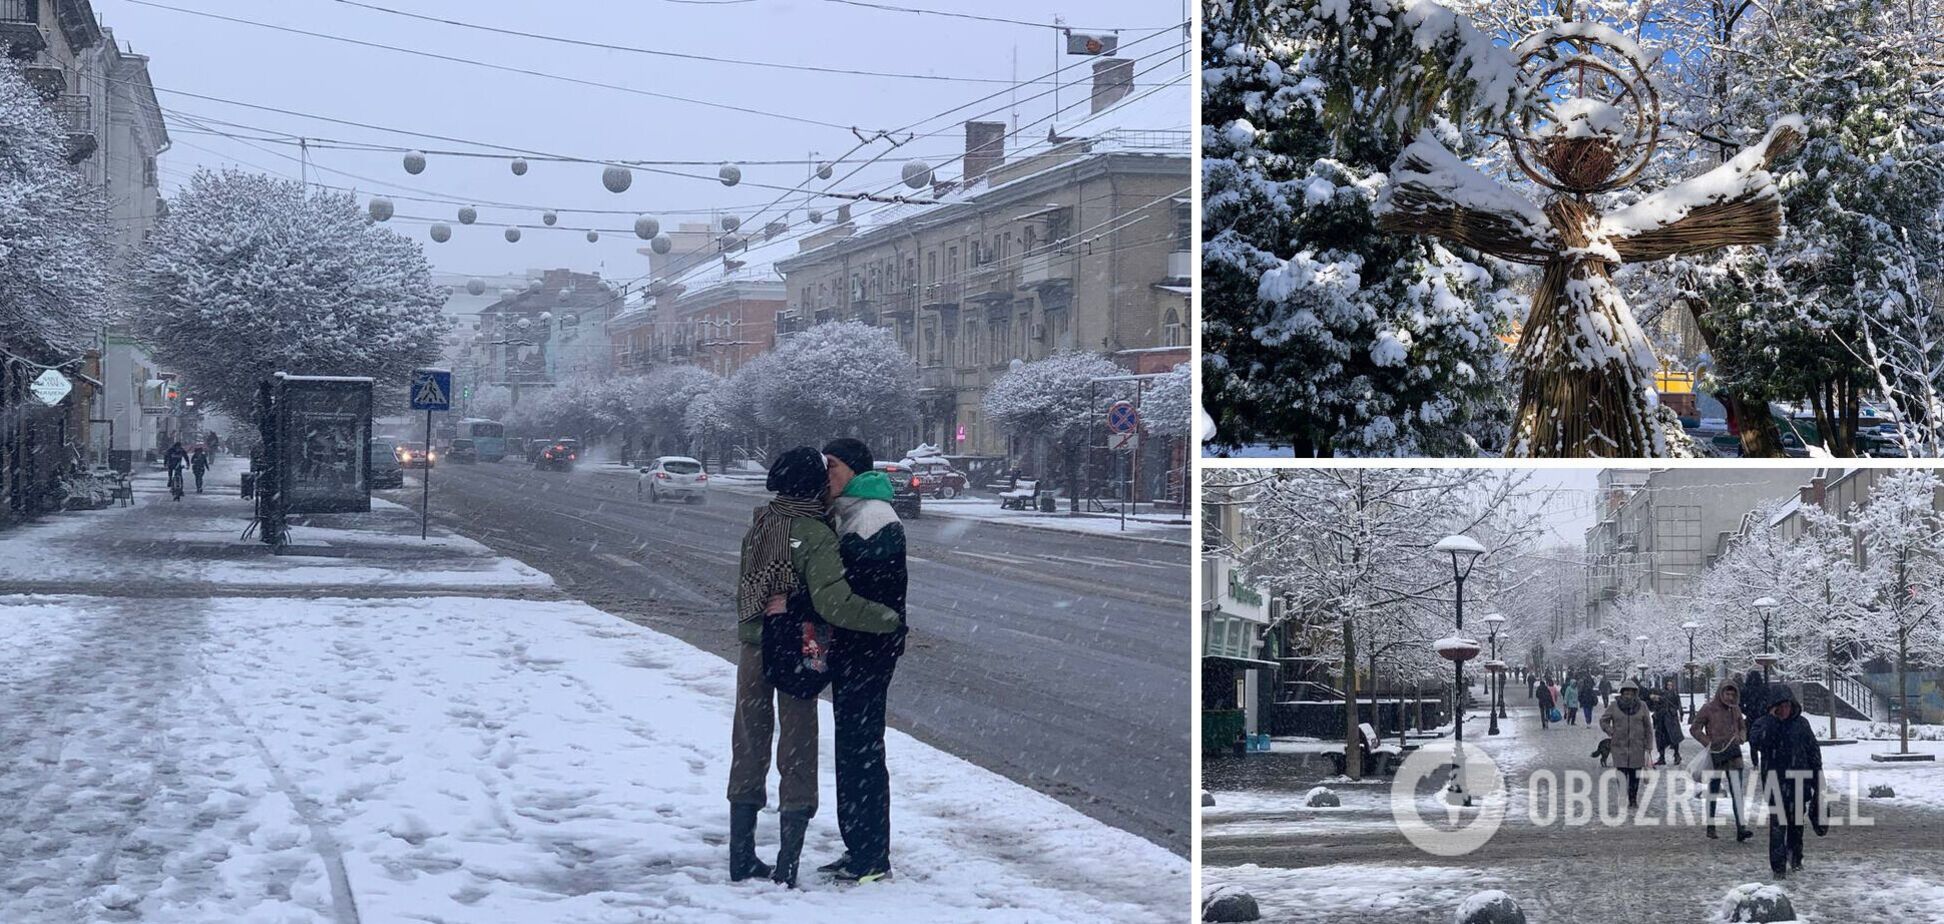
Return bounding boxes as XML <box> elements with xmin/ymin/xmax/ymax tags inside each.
<box><xmin>1389</xmin><ymin>740</ymin><xmax>1508</xmax><ymax>857</ymax></box>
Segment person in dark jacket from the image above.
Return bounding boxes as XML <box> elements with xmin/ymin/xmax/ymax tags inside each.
<box><xmin>1750</xmin><ymin>684</ymin><xmax>1823</xmax><ymax>878</ymax></box>
<box><xmin>1598</xmin><ymin>676</ymin><xmax>1614</xmax><ymax>707</ymax></box>
<box><xmin>1740</xmin><ymin>670</ymin><xmax>1771</xmax><ymax>770</ymax></box>
<box><xmin>1649</xmin><ymin>680</ymin><xmax>1685</xmax><ymax>766</ymax></box>
<box><xmin>189</xmin><ymin>444</ymin><xmax>211</xmax><ymax>493</ymax></box>
<box><xmin>1536</xmin><ymin>679</ymin><xmax>1556</xmax><ymax>729</ymax></box>
<box><xmin>1577</xmin><ymin>677</ymin><xmax>1599</xmax><ymax>724</ymax></box>
<box><xmin>816</xmin><ymin>438</ymin><xmax>909</xmax><ymax>884</ymax></box>
<box><xmin>728</xmin><ymin>447</ymin><xmax>901</xmax><ymax>888</ymax></box>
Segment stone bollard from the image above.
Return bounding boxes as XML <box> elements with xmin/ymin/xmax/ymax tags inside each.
<box><xmin>1202</xmin><ymin>790</ymin><xmax>1216</xmax><ymax>807</ymax></box>
<box><xmin>1203</xmin><ymin>886</ymin><xmax>1260</xmax><ymax>922</ymax></box>
<box><xmin>1305</xmin><ymin>786</ymin><xmax>1341</xmax><ymax>807</ymax></box>
<box><xmin>1719</xmin><ymin>883</ymin><xmax>1796</xmax><ymax>923</ymax></box>
<box><xmin>1455</xmin><ymin>890</ymin><xmax>1525</xmax><ymax>924</ymax></box>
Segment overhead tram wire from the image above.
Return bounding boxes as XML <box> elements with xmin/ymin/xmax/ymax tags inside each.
<box><xmin>125</xmin><ymin>0</ymin><xmax>855</xmax><ymax>131</ymax></box>
<box><xmin>806</xmin><ymin>0</ymin><xmax>1173</xmax><ymax>32</ymax></box>
<box><xmin>320</xmin><ymin>0</ymin><xmax>1163</xmax><ymax>85</ymax></box>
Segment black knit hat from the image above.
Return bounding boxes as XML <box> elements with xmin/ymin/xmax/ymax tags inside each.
<box><xmin>822</xmin><ymin>437</ymin><xmax>873</xmax><ymax>477</ymax></box>
<box><xmin>766</xmin><ymin>446</ymin><xmax>828</xmax><ymax>498</ymax></box>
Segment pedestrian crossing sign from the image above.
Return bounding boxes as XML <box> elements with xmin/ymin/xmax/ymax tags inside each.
<box><xmin>410</xmin><ymin>368</ymin><xmax>452</xmax><ymax>411</ymax></box>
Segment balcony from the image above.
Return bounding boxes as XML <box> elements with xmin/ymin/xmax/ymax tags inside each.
<box><xmin>22</xmin><ymin>63</ymin><xmax>60</xmax><ymax>98</ymax></box>
<box><xmin>1167</xmin><ymin>250</ymin><xmax>1191</xmax><ymax>281</ymax></box>
<box><xmin>0</xmin><ymin>0</ymin><xmax>46</xmax><ymax>59</ymax></box>
<box><xmin>964</xmin><ymin>261</ymin><xmax>1016</xmax><ymax>304</ymax></box>
<box><xmin>54</xmin><ymin>93</ymin><xmax>94</xmax><ymax>164</ymax></box>
<box><xmin>919</xmin><ymin>366</ymin><xmax>953</xmax><ymax>393</ymax></box>
<box><xmin>880</xmin><ymin>290</ymin><xmax>916</xmax><ymax>321</ymax></box>
<box><xmin>1019</xmin><ymin>250</ymin><xmax>1074</xmax><ymax>291</ymax></box>
<box><xmin>920</xmin><ymin>282</ymin><xmax>960</xmax><ymax>309</ymax></box>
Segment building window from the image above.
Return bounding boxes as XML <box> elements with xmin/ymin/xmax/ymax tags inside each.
<box><xmin>1174</xmin><ymin>202</ymin><xmax>1191</xmax><ymax>250</ymax></box>
<box><xmin>1163</xmin><ymin>307</ymin><xmax>1185</xmax><ymax>346</ymax></box>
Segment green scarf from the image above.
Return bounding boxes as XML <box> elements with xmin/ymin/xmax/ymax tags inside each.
<box><xmin>841</xmin><ymin>469</ymin><xmax>895</xmax><ymax>501</ymax></box>
<box><xmin>738</xmin><ymin>495</ymin><xmax>824</xmax><ymax>628</ymax></box>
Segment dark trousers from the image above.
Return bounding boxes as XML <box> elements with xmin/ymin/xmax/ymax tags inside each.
<box><xmin>193</xmin><ymin>468</ymin><xmax>206</xmax><ymax>492</ymax></box>
<box><xmin>1768</xmin><ymin>818</ymin><xmax>1804</xmax><ymax>871</ymax></box>
<box><xmin>1620</xmin><ymin>767</ymin><xmax>1640</xmax><ymax>805</ymax></box>
<box><xmin>832</xmin><ymin>648</ymin><xmax>898</xmax><ymax>871</ymax></box>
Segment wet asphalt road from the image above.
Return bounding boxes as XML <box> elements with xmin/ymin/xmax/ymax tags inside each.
<box><xmin>386</xmin><ymin>460</ymin><xmax>1191</xmax><ymax>854</ymax></box>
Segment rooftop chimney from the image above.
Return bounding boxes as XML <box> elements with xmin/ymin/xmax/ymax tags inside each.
<box><xmin>1091</xmin><ymin>58</ymin><xmax>1134</xmax><ymax>114</ymax></box>
<box><xmin>964</xmin><ymin>120</ymin><xmax>1006</xmax><ymax>183</ymax></box>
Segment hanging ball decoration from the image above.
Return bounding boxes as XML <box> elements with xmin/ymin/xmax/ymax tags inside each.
<box><xmin>430</xmin><ymin>222</ymin><xmax>452</xmax><ymax>243</ymax></box>
<box><xmin>510</xmin><ymin>157</ymin><xmax>529</xmax><ymax>176</ymax></box>
<box><xmin>901</xmin><ymin>160</ymin><xmax>932</xmax><ymax>189</ymax></box>
<box><xmin>650</xmin><ymin>232</ymin><xmax>673</xmax><ymax>254</ymax></box>
<box><xmin>528</xmin><ymin>278</ymin><xmax>543</xmax><ymax>290</ymax></box>
<box><xmin>403</xmin><ymin>151</ymin><xmax>427</xmax><ymax>175</ymax></box>
<box><xmin>466</xmin><ymin>278</ymin><xmax>486</xmax><ymax>296</ymax></box>
<box><xmin>504</xmin><ymin>226</ymin><xmax>522</xmax><ymax>242</ymax></box>
<box><xmin>721</xmin><ymin>215</ymin><xmax>741</xmax><ymax>232</ymax></box>
<box><xmin>458</xmin><ymin>206</ymin><xmax>477</xmax><ymax>225</ymax></box>
<box><xmin>718</xmin><ymin>164</ymin><xmax>742</xmax><ymax>186</ymax></box>
<box><xmin>808</xmin><ymin>208</ymin><xmax>823</xmax><ymax>224</ymax></box>
<box><xmin>368</xmin><ymin>197</ymin><xmax>394</xmax><ymax>222</ymax></box>
<box><xmin>634</xmin><ymin>215</ymin><xmax>660</xmax><ymax>240</ymax></box>
<box><xmin>586</xmin><ymin>229</ymin><xmax>600</xmax><ymax>242</ymax></box>
<box><xmin>542</xmin><ymin>210</ymin><xmax>559</xmax><ymax>226</ymax></box>
<box><xmin>540</xmin><ymin>311</ymin><xmax>553</xmax><ymax>322</ymax></box>
<box><xmin>602</xmin><ymin>165</ymin><xmax>634</xmax><ymax>193</ymax></box>
<box><xmin>517</xmin><ymin>317</ymin><xmax>532</xmax><ymax>331</ymax></box>
<box><xmin>817</xmin><ymin>162</ymin><xmax>833</xmax><ymax>180</ymax></box>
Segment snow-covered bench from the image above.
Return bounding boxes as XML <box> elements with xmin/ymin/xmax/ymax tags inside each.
<box><xmin>999</xmin><ymin>479</ymin><xmax>1052</xmax><ymax>511</ymax></box>
<box><xmin>1325</xmin><ymin>722</ymin><xmax>1404</xmax><ymax>777</ymax></box>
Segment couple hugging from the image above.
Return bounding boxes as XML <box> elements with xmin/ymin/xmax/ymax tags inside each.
<box><xmin>730</xmin><ymin>439</ymin><xmax>908</xmax><ymax>888</ymax></box>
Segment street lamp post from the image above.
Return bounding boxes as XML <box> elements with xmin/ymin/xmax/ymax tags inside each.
<box><xmin>1635</xmin><ymin>634</ymin><xmax>1650</xmax><ymax>686</ymax></box>
<box><xmin>1434</xmin><ymin>534</ymin><xmax>1485</xmax><ymax>806</ymax></box>
<box><xmin>1752</xmin><ymin>596</ymin><xmax>1780</xmax><ymax>682</ymax></box>
<box><xmin>1484</xmin><ymin>614</ymin><xmax>1506</xmax><ymax>735</ymax></box>
<box><xmin>1681</xmin><ymin>621</ymin><xmax>1700</xmax><ymax>716</ymax></box>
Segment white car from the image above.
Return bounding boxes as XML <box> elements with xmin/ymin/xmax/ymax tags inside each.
<box><xmin>639</xmin><ymin>456</ymin><xmax>709</xmax><ymax>504</ymax></box>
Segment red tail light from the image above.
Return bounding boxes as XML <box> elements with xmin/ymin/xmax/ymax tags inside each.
<box><xmin>569</xmin><ymin>453</ymin><xmax>577</xmax><ymax>460</ymax></box>
<box><xmin>697</xmin><ymin>472</ymin><xmax>708</xmax><ymax>481</ymax></box>
<box><xmin>654</xmin><ymin>471</ymin><xmax>669</xmax><ymax>479</ymax></box>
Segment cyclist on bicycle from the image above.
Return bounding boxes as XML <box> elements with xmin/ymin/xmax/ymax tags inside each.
<box><xmin>165</xmin><ymin>441</ymin><xmax>187</xmax><ymax>500</ymax></box>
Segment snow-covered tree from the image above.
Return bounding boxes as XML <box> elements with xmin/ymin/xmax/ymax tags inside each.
<box><xmin>468</xmin><ymin>384</ymin><xmax>514</xmax><ymax>423</ymax></box>
<box><xmin>631</xmin><ymin>364</ymin><xmax>719</xmax><ymax>456</ymax></box>
<box><xmin>752</xmin><ymin>321</ymin><xmax>916</xmax><ymax>453</ymax></box>
<box><xmin>983</xmin><ymin>350</ymin><xmax>1124</xmax><ymax>509</ymax></box>
<box><xmin>1207</xmin><ymin>467</ymin><xmax>1541</xmax><ymax>777</ymax></box>
<box><xmin>0</xmin><ymin>58</ymin><xmax>110</xmax><ymax>358</ymax></box>
<box><xmin>132</xmin><ymin>170</ymin><xmax>448</xmax><ymax>417</ymax></box>
<box><xmin>1200</xmin><ymin>0</ymin><xmax>1522</xmax><ymax>457</ymax></box>
<box><xmin>1141</xmin><ymin>362</ymin><xmax>1192</xmax><ymax>440</ymax></box>
<box><xmin>1844</xmin><ymin>469</ymin><xmax>1944</xmax><ymax>752</ymax></box>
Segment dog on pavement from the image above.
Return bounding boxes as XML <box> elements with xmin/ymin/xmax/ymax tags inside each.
<box><xmin>1591</xmin><ymin>737</ymin><xmax>1612</xmax><ymax>767</ymax></box>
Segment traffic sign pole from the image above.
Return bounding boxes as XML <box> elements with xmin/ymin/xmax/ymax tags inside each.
<box><xmin>409</xmin><ymin>368</ymin><xmax>453</xmax><ymax>541</ymax></box>
<box><xmin>422</xmin><ymin>408</ymin><xmax>432</xmax><ymax>539</ymax></box>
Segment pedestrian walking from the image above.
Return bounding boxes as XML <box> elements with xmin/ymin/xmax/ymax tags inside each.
<box><xmin>1537</xmin><ymin>680</ymin><xmax>1556</xmax><ymax>730</ymax></box>
<box><xmin>189</xmin><ymin>444</ymin><xmax>210</xmax><ymax>493</ymax></box>
<box><xmin>1651</xmin><ymin>679</ymin><xmax>1684</xmax><ymax>766</ymax></box>
<box><xmin>1563</xmin><ymin>679</ymin><xmax>1580</xmax><ymax>725</ymax></box>
<box><xmin>1578</xmin><ymin>677</ymin><xmax>1598</xmax><ymax>725</ymax></box>
<box><xmin>1599</xmin><ymin>676</ymin><xmax>1614</xmax><ymax>707</ymax></box>
<box><xmin>817</xmin><ymin>438</ymin><xmax>909</xmax><ymax>885</ymax></box>
<box><xmin>1750</xmin><ymin>684</ymin><xmax>1824</xmax><ymax>879</ymax></box>
<box><xmin>1740</xmin><ymin>670</ymin><xmax>1771</xmax><ymax>771</ymax></box>
<box><xmin>728</xmin><ymin>447</ymin><xmax>901</xmax><ymax>888</ymax></box>
<box><xmin>1600</xmin><ymin>679</ymin><xmax>1654</xmax><ymax>808</ymax></box>
<box><xmin>164</xmin><ymin>441</ymin><xmax>187</xmax><ymax>501</ymax></box>
<box><xmin>1690</xmin><ymin>677</ymin><xmax>1756</xmax><ymax>842</ymax></box>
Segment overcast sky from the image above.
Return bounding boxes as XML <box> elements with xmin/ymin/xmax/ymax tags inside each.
<box><xmin>1514</xmin><ymin>467</ymin><xmax>1602</xmax><ymax>549</ymax></box>
<box><xmin>96</xmin><ymin>0</ymin><xmax>1191</xmax><ymax>282</ymax></box>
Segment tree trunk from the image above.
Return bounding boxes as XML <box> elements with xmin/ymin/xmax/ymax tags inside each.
<box><xmin>1689</xmin><ymin>307</ymin><xmax>1786</xmax><ymax>456</ymax></box>
<box><xmin>1344</xmin><ymin>617</ymin><xmax>1360</xmax><ymax>781</ymax></box>
<box><xmin>1064</xmin><ymin>444</ymin><xmax>1079</xmax><ymax>514</ymax></box>
<box><xmin>1899</xmin><ymin>632</ymin><xmax>1910</xmax><ymax>754</ymax></box>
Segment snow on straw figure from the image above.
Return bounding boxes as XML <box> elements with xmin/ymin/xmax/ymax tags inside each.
<box><xmin>1378</xmin><ymin>20</ymin><xmax>1804</xmax><ymax>457</ymax></box>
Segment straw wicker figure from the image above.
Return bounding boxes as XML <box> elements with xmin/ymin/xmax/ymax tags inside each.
<box><xmin>1378</xmin><ymin>21</ymin><xmax>1804</xmax><ymax>457</ymax></box>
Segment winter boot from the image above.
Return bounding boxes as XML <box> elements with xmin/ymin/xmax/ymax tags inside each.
<box><xmin>729</xmin><ymin>803</ymin><xmax>771</xmax><ymax>882</ymax></box>
<box><xmin>772</xmin><ymin>810</ymin><xmax>810</xmax><ymax>888</ymax></box>
<box><xmin>1737</xmin><ymin>826</ymin><xmax>1756</xmax><ymax>843</ymax></box>
<box><xmin>817</xmin><ymin>852</ymin><xmax>852</xmax><ymax>875</ymax></box>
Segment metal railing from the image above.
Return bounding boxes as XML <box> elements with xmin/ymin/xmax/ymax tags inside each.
<box><xmin>1830</xmin><ymin>669</ymin><xmax>1889</xmax><ymax>722</ymax></box>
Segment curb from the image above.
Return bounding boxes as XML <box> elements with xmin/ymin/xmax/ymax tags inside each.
<box><xmin>703</xmin><ymin>477</ymin><xmax>1188</xmax><ymax>548</ymax></box>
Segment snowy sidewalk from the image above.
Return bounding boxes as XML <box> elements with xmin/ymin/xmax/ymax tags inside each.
<box><xmin>0</xmin><ymin>463</ymin><xmax>1188</xmax><ymax>922</ymax></box>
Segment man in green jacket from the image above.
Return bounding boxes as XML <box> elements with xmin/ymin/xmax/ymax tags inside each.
<box><xmin>815</xmin><ymin>438</ymin><xmax>909</xmax><ymax>884</ymax></box>
<box><xmin>729</xmin><ymin>446</ymin><xmax>899</xmax><ymax>888</ymax></box>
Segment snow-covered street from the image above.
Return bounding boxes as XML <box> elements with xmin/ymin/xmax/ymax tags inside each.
<box><xmin>0</xmin><ymin>466</ymin><xmax>1187</xmax><ymax>922</ymax></box>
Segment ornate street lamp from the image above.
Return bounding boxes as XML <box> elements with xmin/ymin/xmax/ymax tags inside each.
<box><xmin>1434</xmin><ymin>534</ymin><xmax>1485</xmax><ymax>805</ymax></box>
<box><xmin>1483</xmin><ymin>613</ymin><xmax>1506</xmax><ymax>734</ymax></box>
<box><xmin>1635</xmin><ymin>633</ymin><xmax>1650</xmax><ymax>686</ymax></box>
<box><xmin>1752</xmin><ymin>596</ymin><xmax>1780</xmax><ymax>682</ymax></box>
<box><xmin>1681</xmin><ymin>621</ymin><xmax>1700</xmax><ymax>716</ymax></box>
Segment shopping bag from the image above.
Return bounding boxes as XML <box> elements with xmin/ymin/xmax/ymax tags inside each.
<box><xmin>1547</xmin><ymin>707</ymin><xmax>1562</xmax><ymax>723</ymax></box>
<box><xmin>1684</xmin><ymin>745</ymin><xmax>1712</xmax><ymax>783</ymax></box>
